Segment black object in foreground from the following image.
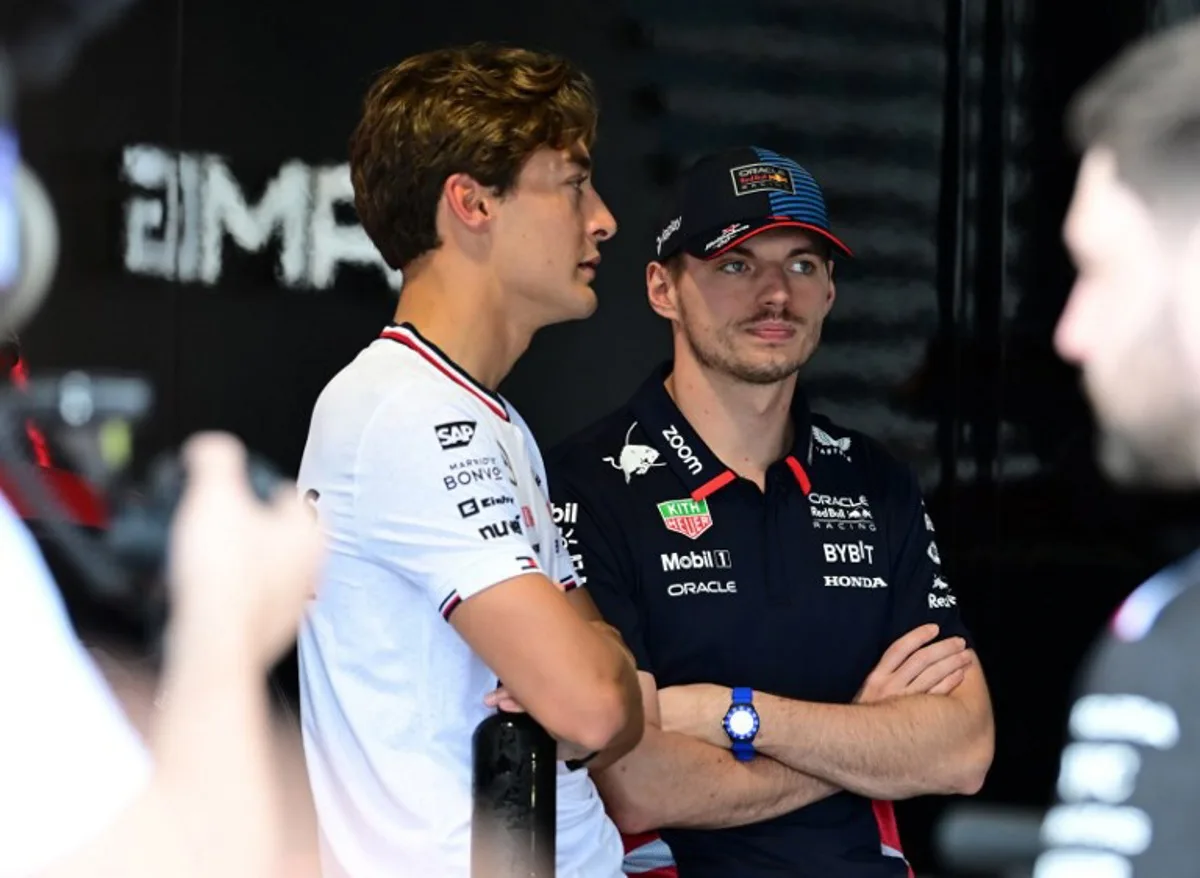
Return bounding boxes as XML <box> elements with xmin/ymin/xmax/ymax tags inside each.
<box><xmin>471</xmin><ymin>710</ymin><xmax>557</xmax><ymax>878</ymax></box>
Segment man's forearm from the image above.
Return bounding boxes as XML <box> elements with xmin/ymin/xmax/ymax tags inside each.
<box><xmin>572</xmin><ymin>622</ymin><xmax>644</xmax><ymax>772</ymax></box>
<box><xmin>595</xmin><ymin>723</ymin><xmax>836</xmax><ymax>834</ymax></box>
<box><xmin>152</xmin><ymin>625</ymin><xmax>282</xmax><ymax>877</ymax></box>
<box><xmin>754</xmin><ymin>689</ymin><xmax>992</xmax><ymax>800</ymax></box>
<box><xmin>42</xmin><ymin>626</ymin><xmax>282</xmax><ymax>878</ymax></box>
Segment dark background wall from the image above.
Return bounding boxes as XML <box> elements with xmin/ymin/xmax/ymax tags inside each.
<box><xmin>11</xmin><ymin>0</ymin><xmax>1200</xmax><ymax>873</ymax></box>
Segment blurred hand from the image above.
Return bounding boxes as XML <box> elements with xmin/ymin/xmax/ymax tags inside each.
<box><xmin>855</xmin><ymin>623</ymin><xmax>973</xmax><ymax>704</ymax></box>
<box><xmin>167</xmin><ymin>432</ymin><xmax>325</xmax><ymax>668</ymax></box>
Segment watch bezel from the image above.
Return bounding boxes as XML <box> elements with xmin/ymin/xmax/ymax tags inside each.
<box><xmin>722</xmin><ymin>703</ymin><xmax>760</xmax><ymax>742</ymax></box>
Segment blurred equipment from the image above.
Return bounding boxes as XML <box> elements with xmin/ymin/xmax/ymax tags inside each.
<box><xmin>471</xmin><ymin>709</ymin><xmax>557</xmax><ymax>878</ymax></box>
<box><xmin>0</xmin><ymin>0</ymin><xmax>283</xmax><ymax>633</ymax></box>
<box><xmin>936</xmin><ymin>803</ymin><xmax>1045</xmax><ymax>877</ymax></box>
<box><xmin>0</xmin><ymin>367</ymin><xmax>285</xmax><ymax>626</ymax></box>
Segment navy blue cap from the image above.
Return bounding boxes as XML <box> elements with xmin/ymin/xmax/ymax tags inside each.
<box><xmin>653</xmin><ymin>146</ymin><xmax>852</xmax><ymax>261</ymax></box>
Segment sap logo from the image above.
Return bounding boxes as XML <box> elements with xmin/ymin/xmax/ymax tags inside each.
<box><xmin>662</xmin><ymin>549</ymin><xmax>732</xmax><ymax>571</ymax></box>
<box><xmin>662</xmin><ymin>425</ymin><xmax>702</xmax><ymax>475</ymax></box>
<box><xmin>443</xmin><ymin>466</ymin><xmax>503</xmax><ymax>491</ymax></box>
<box><xmin>928</xmin><ymin>593</ymin><xmax>957</xmax><ymax>609</ymax></box>
<box><xmin>457</xmin><ymin>495</ymin><xmax>514</xmax><ymax>518</ymax></box>
<box><xmin>824</xmin><ymin>575</ymin><xmax>888</xmax><ymax>589</ymax></box>
<box><xmin>603</xmin><ymin>421</ymin><xmax>666</xmax><ymax>482</ymax></box>
<box><xmin>667</xmin><ymin>580</ymin><xmax>737</xmax><ymax>597</ymax></box>
<box><xmin>435</xmin><ymin>420</ymin><xmax>477</xmax><ymax>450</ymax></box>
<box><xmin>822</xmin><ymin>541</ymin><xmax>876</xmax><ymax>565</ymax></box>
<box><xmin>479</xmin><ymin>517</ymin><xmax>523</xmax><ymax>541</ymax></box>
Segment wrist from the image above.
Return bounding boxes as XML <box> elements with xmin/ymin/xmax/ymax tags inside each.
<box><xmin>722</xmin><ymin>687</ymin><xmax>760</xmax><ymax>761</ymax></box>
<box><xmin>163</xmin><ymin>615</ymin><xmax>263</xmax><ymax>678</ymax></box>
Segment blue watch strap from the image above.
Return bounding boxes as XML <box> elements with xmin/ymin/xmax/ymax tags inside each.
<box><xmin>732</xmin><ymin>686</ymin><xmax>753</xmax><ymax>705</ymax></box>
<box><xmin>731</xmin><ymin>740</ymin><xmax>755</xmax><ymax>761</ymax></box>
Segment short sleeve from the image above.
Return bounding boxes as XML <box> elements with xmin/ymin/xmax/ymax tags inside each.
<box><xmin>548</xmin><ymin>466</ymin><xmax>653</xmax><ymax>674</ymax></box>
<box><xmin>354</xmin><ymin>396</ymin><xmax>542</xmax><ymax>619</ymax></box>
<box><xmin>882</xmin><ymin>465</ymin><xmax>973</xmax><ymax>646</ymax></box>
<box><xmin>0</xmin><ymin>497</ymin><xmax>152</xmax><ymax>876</ymax></box>
<box><xmin>1033</xmin><ymin>576</ymin><xmax>1200</xmax><ymax>877</ymax></box>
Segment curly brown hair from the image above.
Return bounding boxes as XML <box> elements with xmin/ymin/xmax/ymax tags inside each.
<box><xmin>349</xmin><ymin>44</ymin><xmax>599</xmax><ymax>271</ymax></box>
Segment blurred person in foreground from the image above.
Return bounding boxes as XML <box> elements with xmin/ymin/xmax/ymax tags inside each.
<box><xmin>0</xmin><ymin>433</ymin><xmax>324</xmax><ymax>878</ymax></box>
<box><xmin>1035</xmin><ymin>14</ymin><xmax>1200</xmax><ymax>877</ymax></box>
<box><xmin>294</xmin><ymin>44</ymin><xmax>642</xmax><ymax>878</ymax></box>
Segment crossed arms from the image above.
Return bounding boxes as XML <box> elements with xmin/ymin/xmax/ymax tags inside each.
<box><xmin>589</xmin><ymin>618</ymin><xmax>995</xmax><ymax>834</ymax></box>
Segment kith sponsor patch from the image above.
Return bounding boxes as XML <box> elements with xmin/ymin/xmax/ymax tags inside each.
<box><xmin>657</xmin><ymin>498</ymin><xmax>713</xmax><ymax>540</ymax></box>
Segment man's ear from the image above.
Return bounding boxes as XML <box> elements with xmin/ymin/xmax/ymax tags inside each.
<box><xmin>442</xmin><ymin>172</ymin><xmax>495</xmax><ymax>231</ymax></box>
<box><xmin>647</xmin><ymin>260</ymin><xmax>680</xmax><ymax>321</ymax></box>
<box><xmin>824</xmin><ymin>259</ymin><xmax>837</xmax><ymax>315</ymax></box>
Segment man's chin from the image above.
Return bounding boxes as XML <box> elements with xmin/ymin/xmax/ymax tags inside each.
<box><xmin>1098</xmin><ymin>428</ymin><xmax>1200</xmax><ymax>490</ymax></box>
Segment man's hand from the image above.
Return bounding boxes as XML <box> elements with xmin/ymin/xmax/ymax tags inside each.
<box><xmin>854</xmin><ymin>623</ymin><xmax>973</xmax><ymax>704</ymax></box>
<box><xmin>657</xmin><ymin>683</ymin><xmax>731</xmax><ymax>748</ymax></box>
<box><xmin>482</xmin><ymin>620</ymin><xmax>634</xmax><ymax>762</ymax></box>
<box><xmin>167</xmin><ymin>432</ymin><xmax>325</xmax><ymax>668</ymax></box>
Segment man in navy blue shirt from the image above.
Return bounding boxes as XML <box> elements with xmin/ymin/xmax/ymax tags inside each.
<box><xmin>547</xmin><ymin>147</ymin><xmax>995</xmax><ymax>877</ymax></box>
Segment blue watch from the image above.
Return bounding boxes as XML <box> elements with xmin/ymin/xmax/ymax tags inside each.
<box><xmin>722</xmin><ymin>687</ymin><xmax>759</xmax><ymax>761</ymax></box>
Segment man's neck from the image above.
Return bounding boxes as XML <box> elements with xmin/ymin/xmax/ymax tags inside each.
<box><xmin>391</xmin><ymin>260</ymin><xmax>534</xmax><ymax>391</ymax></box>
<box><xmin>667</xmin><ymin>351</ymin><xmax>798</xmax><ymax>487</ymax></box>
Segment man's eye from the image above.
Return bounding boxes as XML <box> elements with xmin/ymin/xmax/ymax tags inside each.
<box><xmin>789</xmin><ymin>259</ymin><xmax>817</xmax><ymax>274</ymax></box>
<box><xmin>719</xmin><ymin>261</ymin><xmax>748</xmax><ymax>275</ymax></box>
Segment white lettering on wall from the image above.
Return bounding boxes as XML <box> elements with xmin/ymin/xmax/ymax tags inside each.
<box><xmin>121</xmin><ymin>144</ymin><xmax>403</xmax><ymax>292</ymax></box>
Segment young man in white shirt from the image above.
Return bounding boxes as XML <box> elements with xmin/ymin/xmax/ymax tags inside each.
<box><xmin>296</xmin><ymin>44</ymin><xmax>644</xmax><ymax>878</ymax></box>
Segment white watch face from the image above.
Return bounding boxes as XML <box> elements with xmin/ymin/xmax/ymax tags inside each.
<box><xmin>728</xmin><ymin>708</ymin><xmax>755</xmax><ymax>737</ymax></box>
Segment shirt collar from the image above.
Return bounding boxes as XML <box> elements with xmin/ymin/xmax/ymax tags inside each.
<box><xmin>378</xmin><ymin>322</ymin><xmax>510</xmax><ymax>422</ymax></box>
<box><xmin>628</xmin><ymin>363</ymin><xmax>814</xmax><ymax>500</ymax></box>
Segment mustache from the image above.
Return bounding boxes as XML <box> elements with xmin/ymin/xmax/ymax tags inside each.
<box><xmin>740</xmin><ymin>310</ymin><xmax>805</xmax><ymax>327</ymax></box>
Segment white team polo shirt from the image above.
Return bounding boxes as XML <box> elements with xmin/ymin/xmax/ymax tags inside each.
<box><xmin>296</xmin><ymin>323</ymin><xmax>622</xmax><ymax>878</ymax></box>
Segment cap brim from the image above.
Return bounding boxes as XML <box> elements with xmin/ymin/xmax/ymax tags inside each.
<box><xmin>683</xmin><ymin>218</ymin><xmax>853</xmax><ymax>260</ymax></box>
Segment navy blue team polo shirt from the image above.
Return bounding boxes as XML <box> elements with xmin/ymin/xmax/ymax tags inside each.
<box><xmin>546</xmin><ymin>365</ymin><xmax>973</xmax><ymax>878</ymax></box>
